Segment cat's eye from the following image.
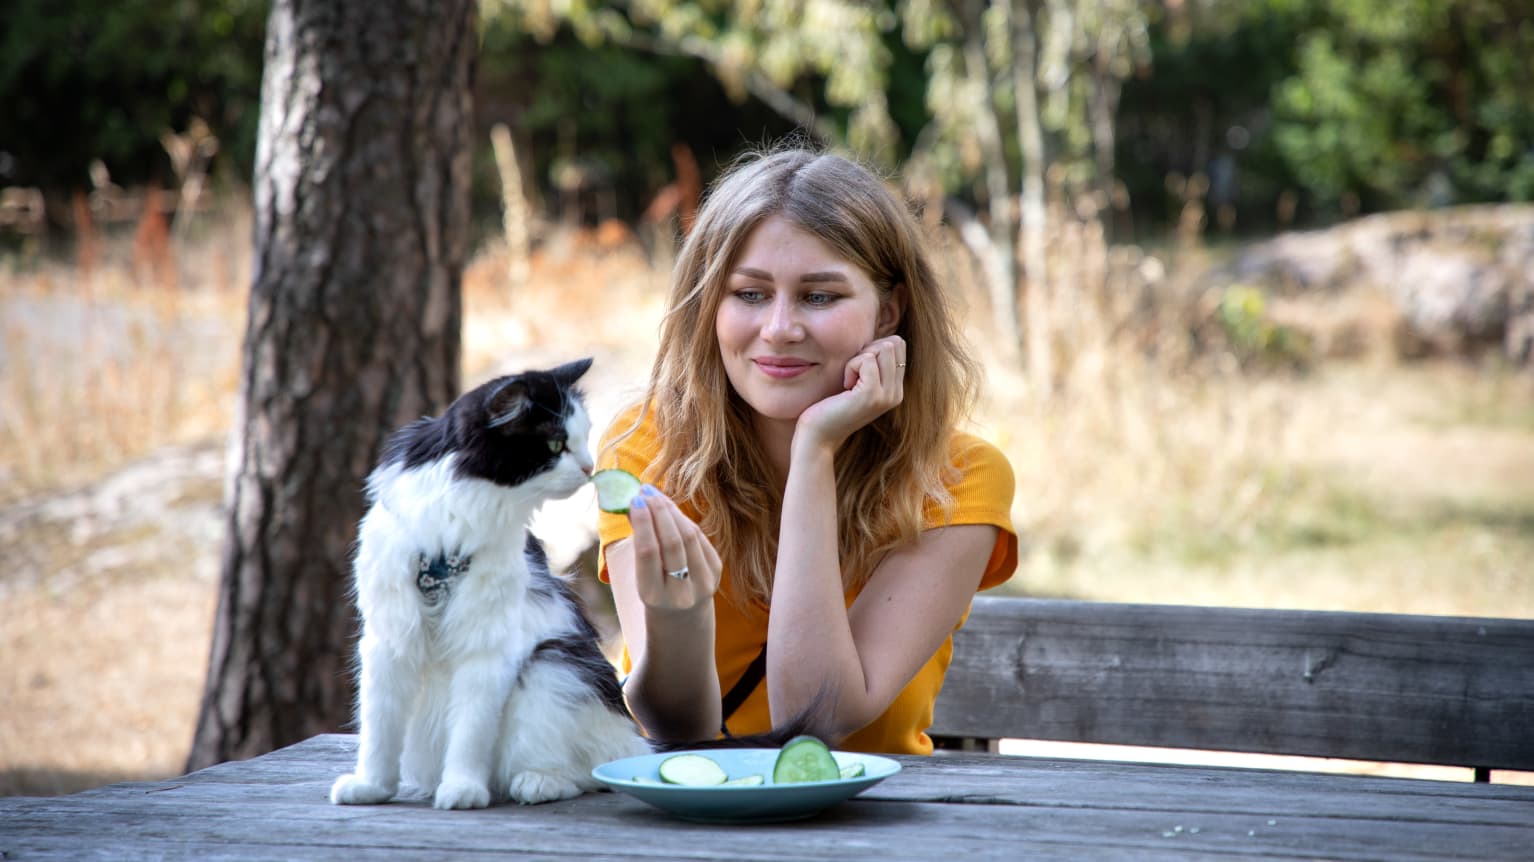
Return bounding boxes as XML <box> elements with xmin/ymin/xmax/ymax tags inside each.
<box><xmin>547</xmin><ymin>439</ymin><xmax>565</xmax><ymax>454</ymax></box>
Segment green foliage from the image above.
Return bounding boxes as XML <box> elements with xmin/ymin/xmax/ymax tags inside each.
<box><xmin>488</xmin><ymin>0</ymin><xmax>903</xmax><ymax>160</ymax></box>
<box><xmin>0</xmin><ymin>0</ymin><xmax>268</xmax><ymax>190</ymax></box>
<box><xmin>6</xmin><ymin>0</ymin><xmax>1531</xmax><ymax>231</ymax></box>
<box><xmin>1116</xmin><ymin>2</ymin><xmax>1306</xmax><ymax>228</ymax></box>
<box><xmin>476</xmin><ymin>17</ymin><xmax>802</xmax><ymax>222</ymax></box>
<box><xmin>1268</xmin><ymin>0</ymin><xmax>1534</xmax><ymax>209</ymax></box>
<box><xmin>1120</xmin><ymin>0</ymin><xmax>1534</xmax><ymax>228</ymax></box>
<box><xmin>1216</xmin><ymin>285</ymin><xmax>1310</xmax><ymax>368</ymax></box>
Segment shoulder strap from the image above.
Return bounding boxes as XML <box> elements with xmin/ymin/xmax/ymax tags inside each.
<box><xmin>720</xmin><ymin>645</ymin><xmax>768</xmax><ymax>727</ymax></box>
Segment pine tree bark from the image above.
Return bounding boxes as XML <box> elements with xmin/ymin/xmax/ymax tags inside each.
<box><xmin>187</xmin><ymin>0</ymin><xmax>477</xmax><ymax>771</ymax></box>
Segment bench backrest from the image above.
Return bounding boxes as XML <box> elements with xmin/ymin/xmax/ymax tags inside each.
<box><xmin>931</xmin><ymin>597</ymin><xmax>1534</xmax><ymax>773</ymax></box>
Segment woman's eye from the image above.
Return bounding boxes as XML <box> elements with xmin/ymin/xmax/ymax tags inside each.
<box><xmin>733</xmin><ymin>288</ymin><xmax>766</xmax><ymax>304</ymax></box>
<box><xmin>547</xmin><ymin>439</ymin><xmax>564</xmax><ymax>454</ymax></box>
<box><xmin>805</xmin><ymin>292</ymin><xmax>837</xmax><ymax>307</ymax></box>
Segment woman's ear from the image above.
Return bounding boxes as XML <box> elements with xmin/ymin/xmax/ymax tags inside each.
<box><xmin>875</xmin><ymin>285</ymin><xmax>905</xmax><ymax>337</ymax></box>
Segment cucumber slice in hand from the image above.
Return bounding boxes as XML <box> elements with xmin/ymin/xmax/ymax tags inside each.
<box><xmin>657</xmin><ymin>753</ymin><xmax>728</xmax><ymax>786</ymax></box>
<box><xmin>771</xmin><ymin>735</ymin><xmax>841</xmax><ymax>784</ymax></box>
<box><xmin>591</xmin><ymin>468</ymin><xmax>643</xmax><ymax>514</ymax></box>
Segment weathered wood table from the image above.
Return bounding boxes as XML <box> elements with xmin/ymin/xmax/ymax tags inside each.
<box><xmin>3</xmin><ymin>734</ymin><xmax>1531</xmax><ymax>860</ymax></box>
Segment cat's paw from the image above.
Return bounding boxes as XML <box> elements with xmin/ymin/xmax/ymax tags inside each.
<box><xmin>433</xmin><ymin>776</ymin><xmax>492</xmax><ymax>810</ymax></box>
<box><xmin>330</xmin><ymin>773</ymin><xmax>397</xmax><ymax>805</ymax></box>
<box><xmin>507</xmin><ymin>770</ymin><xmax>583</xmax><ymax>805</ymax></box>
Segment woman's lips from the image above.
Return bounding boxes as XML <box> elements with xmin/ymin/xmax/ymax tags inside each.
<box><xmin>753</xmin><ymin>358</ymin><xmax>813</xmax><ymax>379</ymax></box>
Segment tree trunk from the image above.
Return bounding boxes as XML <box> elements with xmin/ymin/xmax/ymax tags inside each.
<box><xmin>965</xmin><ymin>0</ymin><xmax>1021</xmax><ymax>354</ymax></box>
<box><xmin>1012</xmin><ymin>0</ymin><xmax>1052</xmax><ymax>393</ymax></box>
<box><xmin>1088</xmin><ymin>29</ymin><xmax>1124</xmax><ymax>242</ymax></box>
<box><xmin>187</xmin><ymin>0</ymin><xmax>476</xmax><ymax>771</ymax></box>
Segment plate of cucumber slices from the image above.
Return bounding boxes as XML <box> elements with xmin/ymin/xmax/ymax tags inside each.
<box><xmin>591</xmin><ymin>736</ymin><xmax>901</xmax><ymax>824</ymax></box>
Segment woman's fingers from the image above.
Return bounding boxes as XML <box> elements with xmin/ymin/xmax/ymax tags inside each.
<box><xmin>873</xmin><ymin>336</ymin><xmax>905</xmax><ymax>381</ymax></box>
<box><xmin>626</xmin><ymin>487</ymin><xmax>720</xmax><ymax>608</ymax></box>
<box><xmin>681</xmin><ymin>523</ymin><xmax>720</xmax><ymax>590</ymax></box>
<box><xmin>627</xmin><ymin>494</ymin><xmax>663</xmax><ymax>573</ymax></box>
<box><xmin>647</xmin><ymin>490</ymin><xmax>689</xmax><ymax>579</ymax></box>
<box><xmin>846</xmin><ymin>336</ymin><xmax>905</xmax><ymax>390</ymax></box>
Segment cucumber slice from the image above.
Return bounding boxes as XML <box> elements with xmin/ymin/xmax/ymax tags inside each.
<box><xmin>722</xmin><ymin>774</ymin><xmax>765</xmax><ymax>786</ymax></box>
<box><xmin>838</xmin><ymin>762</ymin><xmax>865</xmax><ymax>779</ymax></box>
<box><xmin>771</xmin><ymin>735</ymin><xmax>840</xmax><ymax>784</ymax></box>
<box><xmin>591</xmin><ymin>469</ymin><xmax>643</xmax><ymax>514</ymax></box>
<box><xmin>657</xmin><ymin>753</ymin><xmax>728</xmax><ymax>786</ymax></box>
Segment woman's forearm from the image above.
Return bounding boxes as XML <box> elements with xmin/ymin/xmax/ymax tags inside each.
<box><xmin>624</xmin><ymin>606</ymin><xmax>722</xmax><ymax>741</ymax></box>
<box><xmin>766</xmin><ymin>440</ymin><xmax>873</xmax><ymax>740</ymax></box>
<box><xmin>618</xmin><ymin>489</ymin><xmax>731</xmax><ymax>740</ymax></box>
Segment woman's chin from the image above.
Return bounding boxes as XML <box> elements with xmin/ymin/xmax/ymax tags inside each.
<box><xmin>743</xmin><ymin>397</ymin><xmax>818</xmax><ymax>425</ymax></box>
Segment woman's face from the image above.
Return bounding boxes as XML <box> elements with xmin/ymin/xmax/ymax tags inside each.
<box><xmin>714</xmin><ymin>215</ymin><xmax>899</xmax><ymax>424</ymax></box>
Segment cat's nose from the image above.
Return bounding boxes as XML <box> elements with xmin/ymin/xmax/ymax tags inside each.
<box><xmin>576</xmin><ymin>452</ymin><xmax>594</xmax><ymax>476</ymax></box>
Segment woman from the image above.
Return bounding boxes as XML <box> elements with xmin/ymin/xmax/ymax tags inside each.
<box><xmin>597</xmin><ymin>147</ymin><xmax>1017</xmax><ymax>754</ymax></box>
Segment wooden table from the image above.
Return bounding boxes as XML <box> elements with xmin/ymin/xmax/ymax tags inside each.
<box><xmin>3</xmin><ymin>734</ymin><xmax>1530</xmax><ymax>860</ymax></box>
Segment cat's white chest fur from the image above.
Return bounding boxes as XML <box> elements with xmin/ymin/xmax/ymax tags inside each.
<box><xmin>354</xmin><ymin>458</ymin><xmax>548</xmax><ymax>653</ymax></box>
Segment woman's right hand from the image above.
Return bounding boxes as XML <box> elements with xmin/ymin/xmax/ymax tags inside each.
<box><xmin>625</xmin><ymin>486</ymin><xmax>722</xmax><ymax>612</ymax></box>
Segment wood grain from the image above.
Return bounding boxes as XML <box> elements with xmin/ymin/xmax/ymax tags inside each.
<box><xmin>933</xmin><ymin>597</ymin><xmax>1534</xmax><ymax>770</ymax></box>
<box><xmin>4</xmin><ymin>735</ymin><xmax>1533</xmax><ymax>861</ymax></box>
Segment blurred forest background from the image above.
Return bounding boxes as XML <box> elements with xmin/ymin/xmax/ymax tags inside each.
<box><xmin>2</xmin><ymin>0</ymin><xmax>1532</xmax><ymax>793</ymax></box>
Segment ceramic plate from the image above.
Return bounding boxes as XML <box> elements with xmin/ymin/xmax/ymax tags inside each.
<box><xmin>591</xmin><ymin>748</ymin><xmax>901</xmax><ymax>824</ymax></box>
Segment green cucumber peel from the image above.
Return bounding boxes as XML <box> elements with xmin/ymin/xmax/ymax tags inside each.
<box><xmin>771</xmin><ymin>735</ymin><xmax>841</xmax><ymax>784</ymax></box>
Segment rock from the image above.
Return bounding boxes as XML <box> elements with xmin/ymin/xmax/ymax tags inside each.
<box><xmin>0</xmin><ymin>441</ymin><xmax>226</xmax><ymax>599</ymax></box>
<box><xmin>1215</xmin><ymin>205</ymin><xmax>1534</xmax><ymax>363</ymax></box>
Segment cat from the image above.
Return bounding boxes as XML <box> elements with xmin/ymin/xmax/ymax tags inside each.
<box><xmin>330</xmin><ymin>357</ymin><xmax>654</xmax><ymax>810</ymax></box>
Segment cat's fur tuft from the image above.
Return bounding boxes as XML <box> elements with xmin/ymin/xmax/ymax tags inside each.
<box><xmin>331</xmin><ymin>357</ymin><xmax>653</xmax><ymax>810</ymax></box>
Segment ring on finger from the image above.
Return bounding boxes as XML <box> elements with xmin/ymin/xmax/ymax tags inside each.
<box><xmin>666</xmin><ymin>566</ymin><xmax>690</xmax><ymax>580</ymax></box>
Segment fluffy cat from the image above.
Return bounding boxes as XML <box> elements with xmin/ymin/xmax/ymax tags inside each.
<box><xmin>330</xmin><ymin>357</ymin><xmax>652</xmax><ymax>810</ymax></box>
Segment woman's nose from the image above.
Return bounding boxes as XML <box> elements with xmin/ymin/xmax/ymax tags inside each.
<box><xmin>761</xmin><ymin>296</ymin><xmax>803</xmax><ymax>342</ymax></box>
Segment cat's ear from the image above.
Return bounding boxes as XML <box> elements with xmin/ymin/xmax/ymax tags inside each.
<box><xmin>550</xmin><ymin>357</ymin><xmax>594</xmax><ymax>387</ymax></box>
<box><xmin>485</xmin><ymin>379</ymin><xmax>532</xmax><ymax>430</ymax></box>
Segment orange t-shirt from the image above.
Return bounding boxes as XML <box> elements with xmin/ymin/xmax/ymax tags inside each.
<box><xmin>596</xmin><ymin>405</ymin><xmax>1018</xmax><ymax>754</ymax></box>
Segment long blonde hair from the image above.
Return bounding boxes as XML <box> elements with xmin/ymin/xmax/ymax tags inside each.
<box><xmin>625</xmin><ymin>147</ymin><xmax>979</xmax><ymax>607</ymax></box>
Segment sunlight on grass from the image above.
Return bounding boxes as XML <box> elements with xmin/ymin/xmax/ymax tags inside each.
<box><xmin>3</xmin><ymin>194</ymin><xmax>1533</xmax><ymax>795</ymax></box>
<box><xmin>3</xmin><ymin>195</ymin><xmax>1531</xmax><ymax>615</ymax></box>
<box><xmin>0</xmin><ymin>227</ymin><xmax>245</xmax><ymax>505</ymax></box>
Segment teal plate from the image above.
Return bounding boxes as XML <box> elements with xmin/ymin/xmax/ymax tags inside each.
<box><xmin>591</xmin><ymin>748</ymin><xmax>901</xmax><ymax>824</ymax></box>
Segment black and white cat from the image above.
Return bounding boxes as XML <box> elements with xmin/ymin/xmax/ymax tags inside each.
<box><xmin>330</xmin><ymin>357</ymin><xmax>652</xmax><ymax>810</ymax></box>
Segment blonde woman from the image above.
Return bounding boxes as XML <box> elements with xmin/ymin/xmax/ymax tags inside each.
<box><xmin>597</xmin><ymin>148</ymin><xmax>1017</xmax><ymax>754</ymax></box>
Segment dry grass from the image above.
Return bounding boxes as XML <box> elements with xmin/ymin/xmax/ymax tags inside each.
<box><xmin>996</xmin><ymin>355</ymin><xmax>1534</xmax><ymax>617</ymax></box>
<box><xmin>3</xmin><ymin>196</ymin><xmax>1532</xmax><ymax>796</ymax></box>
<box><xmin>0</xmin><ymin>564</ymin><xmax>218</xmax><ymax>795</ymax></box>
<box><xmin>0</xmin><ymin>214</ymin><xmax>248</xmax><ymax>506</ymax></box>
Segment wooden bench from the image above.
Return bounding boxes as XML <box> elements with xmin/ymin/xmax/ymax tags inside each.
<box><xmin>931</xmin><ymin>597</ymin><xmax>1534</xmax><ymax>781</ymax></box>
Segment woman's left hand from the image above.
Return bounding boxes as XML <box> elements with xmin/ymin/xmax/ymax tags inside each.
<box><xmin>794</xmin><ymin>335</ymin><xmax>906</xmax><ymax>453</ymax></box>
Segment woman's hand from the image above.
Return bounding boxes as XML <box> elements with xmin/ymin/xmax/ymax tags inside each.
<box><xmin>625</xmin><ymin>486</ymin><xmax>722</xmax><ymax>613</ymax></box>
<box><xmin>794</xmin><ymin>335</ymin><xmax>906</xmax><ymax>455</ymax></box>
